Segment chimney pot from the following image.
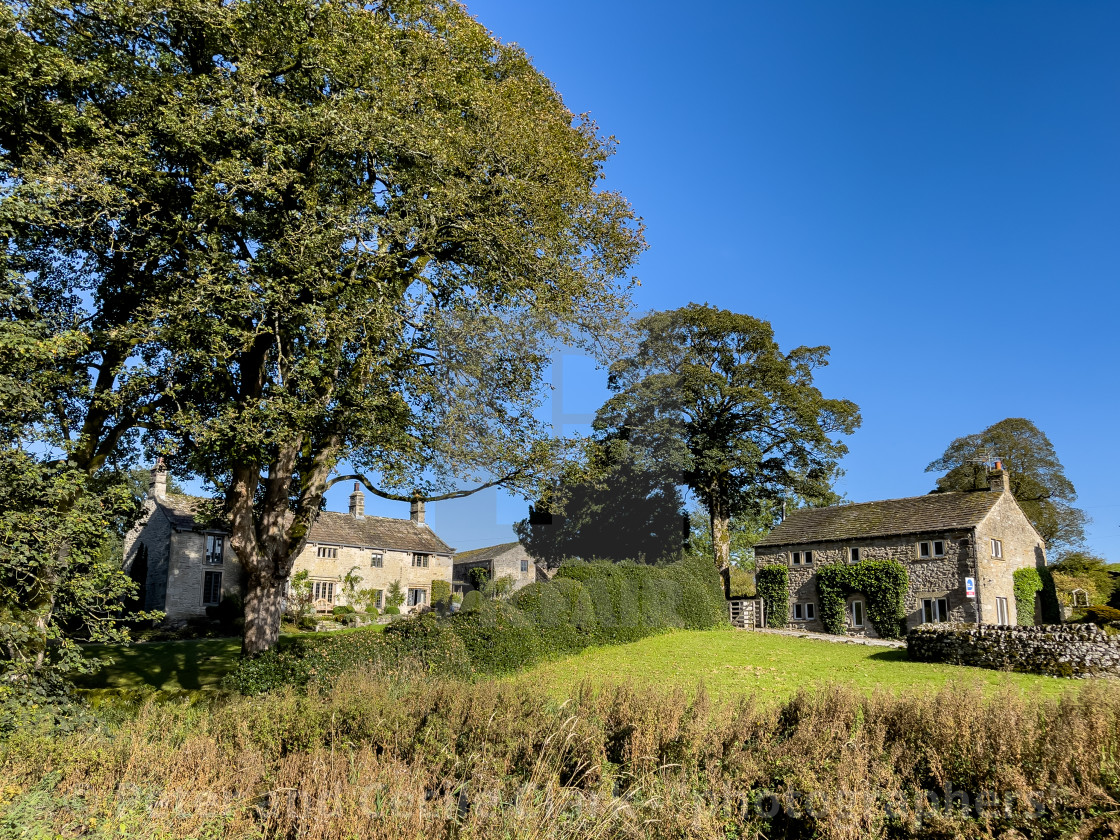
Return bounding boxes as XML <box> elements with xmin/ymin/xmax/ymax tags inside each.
<box><xmin>410</xmin><ymin>499</ymin><xmax>425</xmax><ymax>525</ymax></box>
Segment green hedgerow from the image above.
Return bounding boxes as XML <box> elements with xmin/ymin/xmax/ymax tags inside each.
<box><xmin>755</xmin><ymin>565</ymin><xmax>789</xmax><ymax>628</ymax></box>
<box><xmin>816</xmin><ymin>560</ymin><xmax>908</xmax><ymax>639</ymax></box>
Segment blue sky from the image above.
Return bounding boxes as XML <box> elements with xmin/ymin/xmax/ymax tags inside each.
<box><xmin>327</xmin><ymin>1</ymin><xmax>1120</xmax><ymax>559</ymax></box>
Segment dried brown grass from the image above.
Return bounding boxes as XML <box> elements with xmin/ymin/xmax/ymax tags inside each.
<box><xmin>2</xmin><ymin>675</ymin><xmax>1118</xmax><ymax>839</ymax></box>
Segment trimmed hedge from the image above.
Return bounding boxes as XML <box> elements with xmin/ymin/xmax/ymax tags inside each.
<box><xmin>755</xmin><ymin>565</ymin><xmax>789</xmax><ymax>628</ymax></box>
<box><xmin>225</xmin><ymin>553</ymin><xmax>727</xmax><ymax>694</ymax></box>
<box><xmin>816</xmin><ymin>560</ymin><xmax>908</xmax><ymax>639</ymax></box>
<box><xmin>1012</xmin><ymin>567</ymin><xmax>1043</xmax><ymax>626</ymax></box>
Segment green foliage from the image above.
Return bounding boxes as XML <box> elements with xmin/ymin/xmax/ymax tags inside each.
<box><xmin>460</xmin><ymin>590</ymin><xmax>483</xmax><ymax>612</ymax></box>
<box><xmin>224</xmin><ymin>554</ymin><xmax>727</xmax><ymax>692</ymax></box>
<box><xmin>430</xmin><ymin>580</ymin><xmax>451</xmax><ymax>610</ymax></box>
<box><xmin>340</xmin><ymin>567</ymin><xmax>364</xmax><ymax>609</ymax></box>
<box><xmin>482</xmin><ymin>575</ymin><xmax>516</xmax><ymax>600</ymax></box>
<box><xmin>1074</xmin><ymin>605</ymin><xmax>1120</xmax><ymax>628</ymax></box>
<box><xmin>385</xmin><ymin>581</ymin><xmax>405</xmax><ymax>611</ymax></box>
<box><xmin>1050</xmin><ymin>551</ymin><xmax>1118</xmax><ymax>607</ymax></box>
<box><xmin>816</xmin><ymin>560</ymin><xmax>909</xmax><ymax>639</ymax></box>
<box><xmin>331</xmin><ymin>605</ymin><xmax>355</xmax><ymax>617</ymax></box>
<box><xmin>287</xmin><ymin>571</ymin><xmax>313</xmax><ymax>619</ymax></box>
<box><xmin>355</xmin><ymin>588</ymin><xmax>382</xmax><ymax>615</ymax></box>
<box><xmin>926</xmin><ymin>418</ymin><xmax>1087</xmax><ymax>552</ymax></box>
<box><xmin>1012</xmin><ymin>567</ymin><xmax>1043</xmax><ymax>626</ymax></box>
<box><xmin>1038</xmin><ymin>566</ymin><xmax>1062</xmax><ymax>623</ymax></box>
<box><xmin>728</xmin><ymin>567</ymin><xmax>756</xmax><ymax>598</ymax></box>
<box><xmin>596</xmin><ymin>304</ymin><xmax>861</xmax><ymax>574</ymax></box>
<box><xmin>466</xmin><ymin>567</ymin><xmax>490</xmax><ymax>591</ymax></box>
<box><xmin>755</xmin><ymin>565</ymin><xmax>789</xmax><ymax>628</ymax></box>
<box><xmin>206</xmin><ymin>593</ymin><xmax>245</xmax><ymax>634</ymax></box>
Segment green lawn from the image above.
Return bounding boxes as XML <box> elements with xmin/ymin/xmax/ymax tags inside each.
<box><xmin>507</xmin><ymin>628</ymin><xmax>1082</xmax><ymax>703</ymax></box>
<box><xmin>75</xmin><ymin>624</ymin><xmax>385</xmax><ymax>694</ymax></box>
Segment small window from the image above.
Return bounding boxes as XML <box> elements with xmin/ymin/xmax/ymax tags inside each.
<box><xmin>918</xmin><ymin>541</ymin><xmax>946</xmax><ymax>559</ymax></box>
<box><xmin>312</xmin><ymin>580</ymin><xmax>335</xmax><ymax>604</ymax></box>
<box><xmin>849</xmin><ymin>547</ymin><xmax>860</xmax><ymax>563</ymax></box>
<box><xmin>520</xmin><ymin>559</ymin><xmax>528</xmax><ymax>573</ymax></box>
<box><xmin>372</xmin><ymin>589</ymin><xmax>383</xmax><ymax>609</ymax></box>
<box><xmin>851</xmin><ymin>600</ymin><xmax>865</xmax><ymax>628</ymax></box>
<box><xmin>205</xmin><ymin>535</ymin><xmax>224</xmax><ymax>565</ymax></box>
<box><xmin>791</xmin><ymin>551</ymin><xmax>801</xmax><ymax>565</ymax></box>
<box><xmin>793</xmin><ymin>602</ymin><xmax>817</xmax><ymax>622</ymax></box>
<box><xmin>317</xmin><ymin>546</ymin><xmax>338</xmax><ymax>559</ymax></box>
<box><xmin>412</xmin><ymin>553</ymin><xmax>430</xmax><ymax>568</ymax></box>
<box><xmin>804</xmin><ymin>550</ymin><xmax>813</xmax><ymax>565</ymax></box>
<box><xmin>933</xmin><ymin>540</ymin><xmax>945</xmax><ymax>556</ymax></box>
<box><xmin>922</xmin><ymin>597</ymin><xmax>949</xmax><ymax>624</ymax></box>
<box><xmin>995</xmin><ymin>596</ymin><xmax>1009</xmax><ymax>625</ymax></box>
<box><xmin>806</xmin><ymin>602</ymin><xmax>815</xmax><ymax>620</ymax></box>
<box><xmin>793</xmin><ymin>603</ymin><xmax>804</xmax><ymax>620</ymax></box>
<box><xmin>991</xmin><ymin>539</ymin><xmax>1002</xmax><ymax>559</ymax></box>
<box><xmin>370</xmin><ymin>552</ymin><xmax>383</xmax><ymax>568</ymax></box>
<box><xmin>202</xmin><ymin>570</ymin><xmax>223</xmax><ymax>606</ymax></box>
<box><xmin>407</xmin><ymin>587</ymin><xmax>427</xmax><ymax>607</ymax></box>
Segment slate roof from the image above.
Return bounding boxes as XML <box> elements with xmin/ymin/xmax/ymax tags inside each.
<box><xmin>155</xmin><ymin>494</ymin><xmax>452</xmax><ymax>554</ymax></box>
<box><xmin>453</xmin><ymin>542</ymin><xmax>522</xmax><ymax>566</ymax></box>
<box><xmin>754</xmin><ymin>491</ymin><xmax>1001</xmax><ymax>548</ymax></box>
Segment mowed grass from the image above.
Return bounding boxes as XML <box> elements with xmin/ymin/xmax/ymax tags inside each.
<box><xmin>75</xmin><ymin>624</ymin><xmax>385</xmax><ymax>694</ymax></box>
<box><xmin>507</xmin><ymin>628</ymin><xmax>1081</xmax><ymax>703</ymax></box>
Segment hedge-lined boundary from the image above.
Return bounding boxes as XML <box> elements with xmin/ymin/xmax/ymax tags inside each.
<box><xmin>225</xmin><ymin>554</ymin><xmax>727</xmax><ymax>694</ymax></box>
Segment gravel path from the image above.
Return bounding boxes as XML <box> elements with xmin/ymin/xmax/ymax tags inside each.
<box><xmin>752</xmin><ymin>627</ymin><xmax>905</xmax><ymax>649</ymax></box>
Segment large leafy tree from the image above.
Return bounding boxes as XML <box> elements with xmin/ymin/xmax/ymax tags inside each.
<box><xmin>597</xmin><ymin>304</ymin><xmax>861</xmax><ymax>593</ymax></box>
<box><xmin>515</xmin><ymin>439</ymin><xmax>687</xmax><ymax>568</ymax></box>
<box><xmin>2</xmin><ymin>0</ymin><xmax>643</xmax><ymax>654</ymax></box>
<box><xmin>925</xmin><ymin>418</ymin><xmax>1087</xmax><ymax>553</ymax></box>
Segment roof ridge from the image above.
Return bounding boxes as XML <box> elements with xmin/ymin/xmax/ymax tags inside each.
<box><xmin>787</xmin><ymin>490</ymin><xmax>979</xmax><ymax>514</ymax></box>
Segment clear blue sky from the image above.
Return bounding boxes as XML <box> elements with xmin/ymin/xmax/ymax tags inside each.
<box><xmin>328</xmin><ymin>0</ymin><xmax>1120</xmax><ymax>559</ymax></box>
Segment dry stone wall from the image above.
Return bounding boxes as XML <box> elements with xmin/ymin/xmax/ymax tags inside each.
<box><xmin>907</xmin><ymin>623</ymin><xmax>1120</xmax><ymax>678</ymax></box>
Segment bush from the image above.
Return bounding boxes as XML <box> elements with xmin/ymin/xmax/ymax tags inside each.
<box><xmin>365</xmin><ymin>606</ymin><xmax>379</xmax><ymax>618</ymax></box>
<box><xmin>755</xmin><ymin>565</ymin><xmax>789</xmax><ymax>628</ymax></box>
<box><xmin>296</xmin><ymin>614</ymin><xmax>318</xmax><ymax>632</ymax></box>
<box><xmin>331</xmin><ymin>605</ymin><xmax>355</xmax><ymax>617</ymax></box>
<box><xmin>1074</xmin><ymin>604</ymin><xmax>1120</xmax><ymax>627</ymax></box>
<box><xmin>448</xmin><ymin>601</ymin><xmax>545</xmax><ymax>673</ymax></box>
<box><xmin>384</xmin><ymin>606</ymin><xmax>400</xmax><ymax>616</ymax></box>
<box><xmin>430</xmin><ymin>579</ymin><xmax>451</xmax><ymax>609</ymax></box>
<box><xmin>1013</xmin><ymin>567</ymin><xmax>1043</xmax><ymax>626</ymax></box>
<box><xmin>466</xmin><ymin>566</ymin><xmax>489</xmax><ymax>590</ymax></box>
<box><xmin>460</xmin><ymin>590</ymin><xmax>482</xmax><ymax>612</ymax></box>
<box><xmin>205</xmin><ymin>593</ymin><xmax>244</xmax><ymax>634</ymax></box>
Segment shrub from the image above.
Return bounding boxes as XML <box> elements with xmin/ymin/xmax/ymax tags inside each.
<box><xmin>816</xmin><ymin>560</ymin><xmax>908</xmax><ymax>639</ymax></box>
<box><xmin>1075</xmin><ymin>604</ymin><xmax>1120</xmax><ymax>627</ymax></box>
<box><xmin>514</xmin><ymin>577</ymin><xmax>599</xmax><ymax>654</ymax></box>
<box><xmin>384</xmin><ymin>606</ymin><xmax>401</xmax><ymax>616</ymax></box>
<box><xmin>755</xmin><ymin>565</ymin><xmax>789</xmax><ymax>628</ymax></box>
<box><xmin>205</xmin><ymin>593</ymin><xmax>244</xmax><ymax>633</ymax></box>
<box><xmin>430</xmin><ymin>579</ymin><xmax>451</xmax><ymax>609</ymax></box>
<box><xmin>728</xmin><ymin>565</ymin><xmax>755</xmax><ymax>598</ymax></box>
<box><xmin>296</xmin><ymin>614</ymin><xmax>318</xmax><ymax>632</ymax></box>
<box><xmin>331</xmin><ymin>605</ymin><xmax>355</xmax><ymax>617</ymax></box>
<box><xmin>449</xmin><ymin>601</ymin><xmax>545</xmax><ymax>673</ymax></box>
<box><xmin>460</xmin><ymin>590</ymin><xmax>483</xmax><ymax>612</ymax></box>
<box><xmin>466</xmin><ymin>566</ymin><xmax>489</xmax><ymax>590</ymax></box>
<box><xmin>1013</xmin><ymin>567</ymin><xmax>1043</xmax><ymax>626</ymax></box>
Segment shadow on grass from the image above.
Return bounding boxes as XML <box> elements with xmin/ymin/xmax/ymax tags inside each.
<box><xmin>865</xmin><ymin>649</ymin><xmax>910</xmax><ymax>663</ymax></box>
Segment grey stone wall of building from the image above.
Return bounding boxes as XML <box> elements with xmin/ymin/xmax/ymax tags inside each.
<box><xmin>908</xmin><ymin>623</ymin><xmax>1120</xmax><ymax>678</ymax></box>
<box><xmin>165</xmin><ymin>530</ymin><xmax>245</xmax><ymax>621</ymax></box>
<box><xmin>122</xmin><ymin>500</ymin><xmax>172</xmax><ymax>611</ymax></box>
<box><xmin>756</xmin><ymin>530</ymin><xmax>981</xmax><ymax>635</ymax></box>
<box><xmin>453</xmin><ymin>545</ymin><xmax>537</xmax><ymax>593</ymax></box>
<box><xmin>974</xmin><ymin>492</ymin><xmax>1047</xmax><ymax>625</ymax></box>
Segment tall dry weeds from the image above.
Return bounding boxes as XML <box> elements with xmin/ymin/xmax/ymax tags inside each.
<box><xmin>1</xmin><ymin>675</ymin><xmax>1117</xmax><ymax>839</ymax></box>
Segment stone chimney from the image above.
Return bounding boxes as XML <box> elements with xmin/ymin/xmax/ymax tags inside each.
<box><xmin>348</xmin><ymin>482</ymin><xmax>365</xmax><ymax>518</ymax></box>
<box><xmin>410</xmin><ymin>498</ymin><xmax>425</xmax><ymax>526</ymax></box>
<box><xmin>988</xmin><ymin>461</ymin><xmax>1010</xmax><ymax>494</ymax></box>
<box><xmin>148</xmin><ymin>457</ymin><xmax>167</xmax><ymax>500</ymax></box>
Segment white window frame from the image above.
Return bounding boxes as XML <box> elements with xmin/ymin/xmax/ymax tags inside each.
<box><xmin>922</xmin><ymin>596</ymin><xmax>949</xmax><ymax>624</ymax></box>
<box><xmin>849</xmin><ymin>547</ymin><xmax>860</xmax><ymax>563</ymax></box>
<box><xmin>520</xmin><ymin>559</ymin><xmax>529</xmax><ymax>573</ymax></box>
<box><xmin>995</xmin><ymin>596</ymin><xmax>1009</xmax><ymax>625</ymax></box>
<box><xmin>850</xmin><ymin>599</ymin><xmax>865</xmax><ymax>628</ymax></box>
<box><xmin>991</xmin><ymin>539</ymin><xmax>1003</xmax><ymax>559</ymax></box>
<box><xmin>204</xmin><ymin>534</ymin><xmax>224</xmax><ymax>565</ymax></box>
<box><xmin>317</xmin><ymin>545</ymin><xmax>338</xmax><ymax>560</ymax></box>
<box><xmin>369</xmin><ymin>552</ymin><xmax>383</xmax><ymax>568</ymax></box>
<box><xmin>790</xmin><ymin>551</ymin><xmax>801</xmax><ymax>566</ymax></box>
<box><xmin>792</xmin><ymin>602</ymin><xmax>816</xmax><ymax>622</ymax></box>
<box><xmin>918</xmin><ymin>540</ymin><xmax>947</xmax><ymax>560</ymax></box>
<box><xmin>407</xmin><ymin>587</ymin><xmax>428</xmax><ymax>607</ymax></box>
<box><xmin>412</xmin><ymin>553</ymin><xmax>430</xmax><ymax>568</ymax></box>
<box><xmin>312</xmin><ymin>580</ymin><xmax>335</xmax><ymax>604</ymax></box>
<box><xmin>202</xmin><ymin>569</ymin><xmax>223</xmax><ymax>606</ymax></box>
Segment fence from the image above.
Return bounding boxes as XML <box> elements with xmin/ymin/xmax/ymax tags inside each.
<box><xmin>729</xmin><ymin>598</ymin><xmax>765</xmax><ymax>630</ymax></box>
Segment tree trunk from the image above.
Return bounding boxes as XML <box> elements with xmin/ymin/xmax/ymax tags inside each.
<box><xmin>242</xmin><ymin>575</ymin><xmax>285</xmax><ymax>656</ymax></box>
<box><xmin>709</xmin><ymin>494</ymin><xmax>732</xmax><ymax>600</ymax></box>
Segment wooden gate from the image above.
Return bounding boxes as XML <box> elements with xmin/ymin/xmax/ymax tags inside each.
<box><xmin>729</xmin><ymin>598</ymin><xmax>765</xmax><ymax>630</ymax></box>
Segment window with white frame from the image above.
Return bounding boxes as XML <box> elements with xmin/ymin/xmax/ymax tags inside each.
<box><xmin>370</xmin><ymin>552</ymin><xmax>383</xmax><ymax>568</ymax></box>
<box><xmin>918</xmin><ymin>540</ymin><xmax>946</xmax><ymax>559</ymax></box>
<box><xmin>791</xmin><ymin>550</ymin><xmax>813</xmax><ymax>566</ymax></box>
<box><xmin>202</xmin><ymin>570</ymin><xmax>223</xmax><ymax>606</ymax></box>
<box><xmin>407</xmin><ymin>587</ymin><xmax>427</xmax><ymax>607</ymax></box>
<box><xmin>792</xmin><ymin>602</ymin><xmax>816</xmax><ymax>621</ymax></box>
<box><xmin>205</xmin><ymin>534</ymin><xmax>224</xmax><ymax>565</ymax></box>
<box><xmin>850</xmin><ymin>600</ymin><xmax>865</xmax><ymax>628</ymax></box>
<box><xmin>849</xmin><ymin>547</ymin><xmax>860</xmax><ymax>563</ymax></box>
<box><xmin>412</xmin><ymin>553</ymin><xmax>430</xmax><ymax>568</ymax></box>
<box><xmin>922</xmin><ymin>597</ymin><xmax>949</xmax><ymax>624</ymax></box>
<box><xmin>991</xmin><ymin>539</ymin><xmax>1003</xmax><ymax>559</ymax></box>
<box><xmin>521</xmin><ymin>559</ymin><xmax>529</xmax><ymax>573</ymax></box>
<box><xmin>995</xmin><ymin>597</ymin><xmax>1010</xmax><ymax>625</ymax></box>
<box><xmin>312</xmin><ymin>580</ymin><xmax>335</xmax><ymax>603</ymax></box>
<box><xmin>317</xmin><ymin>545</ymin><xmax>338</xmax><ymax>559</ymax></box>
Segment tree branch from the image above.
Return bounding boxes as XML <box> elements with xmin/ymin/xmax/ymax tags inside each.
<box><xmin>325</xmin><ymin>469</ymin><xmax>526</xmax><ymax>502</ymax></box>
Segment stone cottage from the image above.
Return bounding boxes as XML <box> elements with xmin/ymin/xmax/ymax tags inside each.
<box><xmin>124</xmin><ymin>466</ymin><xmax>454</xmax><ymax>622</ymax></box>
<box><xmin>754</xmin><ymin>467</ymin><xmax>1046</xmax><ymax>635</ymax></box>
<box><xmin>452</xmin><ymin>542</ymin><xmax>544</xmax><ymax>595</ymax></box>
